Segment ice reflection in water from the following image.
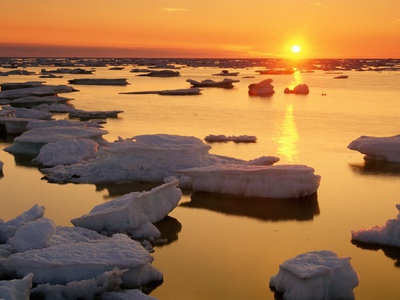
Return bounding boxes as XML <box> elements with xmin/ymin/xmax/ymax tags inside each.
<box><xmin>274</xmin><ymin>104</ymin><xmax>299</xmax><ymax>162</ymax></box>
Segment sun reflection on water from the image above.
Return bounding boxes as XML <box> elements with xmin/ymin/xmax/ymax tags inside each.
<box><xmin>274</xmin><ymin>104</ymin><xmax>299</xmax><ymax>162</ymax></box>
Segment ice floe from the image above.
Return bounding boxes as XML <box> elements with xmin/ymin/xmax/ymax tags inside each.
<box><xmin>69</xmin><ymin>108</ymin><xmax>124</xmax><ymax>119</ymax></box>
<box><xmin>120</xmin><ymin>88</ymin><xmax>201</xmax><ymax>95</ymax></box>
<box><xmin>204</xmin><ymin>134</ymin><xmax>257</xmax><ymax>143</ymax></box>
<box><xmin>0</xmin><ymin>160</ymin><xmax>3</xmax><ymax>173</ymax></box>
<box><xmin>248</xmin><ymin>79</ymin><xmax>275</xmax><ymax>96</ymax></box>
<box><xmin>186</xmin><ymin>78</ymin><xmax>239</xmax><ymax>88</ymax></box>
<box><xmin>71</xmin><ymin>180</ymin><xmax>181</xmax><ymax>238</ymax></box>
<box><xmin>68</xmin><ymin>78</ymin><xmax>130</xmax><ymax>86</ymax></box>
<box><xmin>348</xmin><ymin>135</ymin><xmax>400</xmax><ymax>163</ymax></box>
<box><xmin>0</xmin><ymin>84</ymin><xmax>77</xmax><ymax>100</ymax></box>
<box><xmin>178</xmin><ymin>164</ymin><xmax>320</xmax><ymax>198</ymax></box>
<box><xmin>212</xmin><ymin>69</ymin><xmax>239</xmax><ymax>76</ymax></box>
<box><xmin>269</xmin><ymin>250</ymin><xmax>359</xmax><ymax>300</ymax></box>
<box><xmin>138</xmin><ymin>70</ymin><xmax>180</xmax><ymax>77</ymax></box>
<box><xmin>284</xmin><ymin>84</ymin><xmax>310</xmax><ymax>95</ymax></box>
<box><xmin>4</xmin><ymin>126</ymin><xmax>107</xmax><ymax>157</ymax></box>
<box><xmin>351</xmin><ymin>204</ymin><xmax>400</xmax><ymax>248</ymax></box>
<box><xmin>40</xmin><ymin>134</ymin><xmax>271</xmax><ymax>184</ymax></box>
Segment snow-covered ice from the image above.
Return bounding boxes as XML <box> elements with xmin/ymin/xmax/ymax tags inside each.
<box><xmin>348</xmin><ymin>135</ymin><xmax>400</xmax><ymax>163</ymax></box>
<box><xmin>3</xmin><ymin>233</ymin><xmax>161</xmax><ymax>285</ymax></box>
<box><xmin>41</xmin><ymin>134</ymin><xmax>256</xmax><ymax>184</ymax></box>
<box><xmin>71</xmin><ymin>180</ymin><xmax>181</xmax><ymax>238</ymax></box>
<box><xmin>0</xmin><ymin>273</ymin><xmax>33</xmax><ymax>300</ymax></box>
<box><xmin>178</xmin><ymin>164</ymin><xmax>320</xmax><ymax>198</ymax></box>
<box><xmin>34</xmin><ymin>139</ymin><xmax>99</xmax><ymax>167</ymax></box>
<box><xmin>68</xmin><ymin>78</ymin><xmax>129</xmax><ymax>85</ymax></box>
<box><xmin>269</xmin><ymin>250</ymin><xmax>359</xmax><ymax>300</ymax></box>
<box><xmin>4</xmin><ymin>126</ymin><xmax>107</xmax><ymax>157</ymax></box>
<box><xmin>248</xmin><ymin>79</ymin><xmax>275</xmax><ymax>96</ymax></box>
<box><xmin>69</xmin><ymin>108</ymin><xmax>123</xmax><ymax>119</ymax></box>
<box><xmin>101</xmin><ymin>289</ymin><xmax>158</xmax><ymax>300</ymax></box>
<box><xmin>0</xmin><ymin>84</ymin><xmax>77</xmax><ymax>100</ymax></box>
<box><xmin>0</xmin><ymin>204</ymin><xmax>45</xmax><ymax>243</ymax></box>
<box><xmin>351</xmin><ymin>204</ymin><xmax>400</xmax><ymax>248</ymax></box>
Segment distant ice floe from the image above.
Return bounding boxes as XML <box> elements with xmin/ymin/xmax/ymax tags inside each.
<box><xmin>248</xmin><ymin>79</ymin><xmax>275</xmax><ymax>96</ymax></box>
<box><xmin>204</xmin><ymin>134</ymin><xmax>257</xmax><ymax>143</ymax></box>
<box><xmin>137</xmin><ymin>70</ymin><xmax>180</xmax><ymax>77</ymax></box>
<box><xmin>120</xmin><ymin>88</ymin><xmax>201</xmax><ymax>96</ymax></box>
<box><xmin>186</xmin><ymin>78</ymin><xmax>239</xmax><ymax>89</ymax></box>
<box><xmin>68</xmin><ymin>78</ymin><xmax>130</xmax><ymax>86</ymax></box>
<box><xmin>0</xmin><ymin>160</ymin><xmax>3</xmax><ymax>173</ymax></box>
<box><xmin>284</xmin><ymin>84</ymin><xmax>310</xmax><ymax>95</ymax></box>
<box><xmin>41</xmin><ymin>68</ymin><xmax>93</xmax><ymax>74</ymax></box>
<box><xmin>348</xmin><ymin>135</ymin><xmax>400</xmax><ymax>163</ymax></box>
<box><xmin>269</xmin><ymin>250</ymin><xmax>359</xmax><ymax>300</ymax></box>
<box><xmin>212</xmin><ymin>69</ymin><xmax>239</xmax><ymax>76</ymax></box>
<box><xmin>71</xmin><ymin>180</ymin><xmax>181</xmax><ymax>239</ymax></box>
<box><xmin>351</xmin><ymin>204</ymin><xmax>400</xmax><ymax>248</ymax></box>
<box><xmin>69</xmin><ymin>108</ymin><xmax>124</xmax><ymax>119</ymax></box>
<box><xmin>178</xmin><ymin>164</ymin><xmax>320</xmax><ymax>198</ymax></box>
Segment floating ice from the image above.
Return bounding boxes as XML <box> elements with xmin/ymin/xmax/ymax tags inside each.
<box><xmin>120</xmin><ymin>88</ymin><xmax>201</xmax><ymax>95</ymax></box>
<box><xmin>69</xmin><ymin>108</ymin><xmax>123</xmax><ymax>119</ymax></box>
<box><xmin>351</xmin><ymin>204</ymin><xmax>400</xmax><ymax>248</ymax></box>
<box><xmin>41</xmin><ymin>68</ymin><xmax>93</xmax><ymax>74</ymax></box>
<box><xmin>41</xmin><ymin>134</ymin><xmax>253</xmax><ymax>184</ymax></box>
<box><xmin>4</xmin><ymin>126</ymin><xmax>107</xmax><ymax>157</ymax></box>
<box><xmin>284</xmin><ymin>84</ymin><xmax>310</xmax><ymax>95</ymax></box>
<box><xmin>178</xmin><ymin>164</ymin><xmax>320</xmax><ymax>198</ymax></box>
<box><xmin>186</xmin><ymin>78</ymin><xmax>239</xmax><ymax>88</ymax></box>
<box><xmin>0</xmin><ymin>160</ymin><xmax>3</xmax><ymax>173</ymax></box>
<box><xmin>269</xmin><ymin>250</ymin><xmax>359</xmax><ymax>300</ymax></box>
<box><xmin>212</xmin><ymin>69</ymin><xmax>239</xmax><ymax>76</ymax></box>
<box><xmin>0</xmin><ymin>117</ymin><xmax>30</xmax><ymax>134</ymax></box>
<box><xmin>248</xmin><ymin>79</ymin><xmax>275</xmax><ymax>96</ymax></box>
<box><xmin>138</xmin><ymin>70</ymin><xmax>180</xmax><ymax>77</ymax></box>
<box><xmin>71</xmin><ymin>180</ymin><xmax>181</xmax><ymax>238</ymax></box>
<box><xmin>204</xmin><ymin>134</ymin><xmax>257</xmax><ymax>143</ymax></box>
<box><xmin>0</xmin><ymin>273</ymin><xmax>33</xmax><ymax>300</ymax></box>
<box><xmin>34</xmin><ymin>139</ymin><xmax>98</xmax><ymax>167</ymax></box>
<box><xmin>0</xmin><ymin>204</ymin><xmax>45</xmax><ymax>243</ymax></box>
<box><xmin>0</xmin><ymin>81</ymin><xmax>44</xmax><ymax>91</ymax></box>
<box><xmin>348</xmin><ymin>135</ymin><xmax>400</xmax><ymax>163</ymax></box>
<box><xmin>68</xmin><ymin>78</ymin><xmax>129</xmax><ymax>86</ymax></box>
<box><xmin>0</xmin><ymin>84</ymin><xmax>77</xmax><ymax>100</ymax></box>
<box><xmin>3</xmin><ymin>233</ymin><xmax>161</xmax><ymax>285</ymax></box>
<box><xmin>9</xmin><ymin>95</ymin><xmax>72</xmax><ymax>108</ymax></box>
<box><xmin>1</xmin><ymin>105</ymin><xmax>53</xmax><ymax>120</ymax></box>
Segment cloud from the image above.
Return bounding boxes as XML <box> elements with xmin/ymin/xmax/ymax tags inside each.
<box><xmin>163</xmin><ymin>7</ymin><xmax>187</xmax><ymax>13</ymax></box>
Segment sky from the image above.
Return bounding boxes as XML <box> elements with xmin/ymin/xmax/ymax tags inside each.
<box><xmin>1</xmin><ymin>0</ymin><xmax>400</xmax><ymax>58</ymax></box>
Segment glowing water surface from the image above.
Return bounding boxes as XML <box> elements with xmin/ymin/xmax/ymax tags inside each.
<box><xmin>1</xmin><ymin>66</ymin><xmax>400</xmax><ymax>299</ymax></box>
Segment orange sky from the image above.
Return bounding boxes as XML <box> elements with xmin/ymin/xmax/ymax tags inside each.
<box><xmin>1</xmin><ymin>0</ymin><xmax>400</xmax><ymax>58</ymax></box>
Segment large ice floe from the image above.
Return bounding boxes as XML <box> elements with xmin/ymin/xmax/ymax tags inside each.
<box><xmin>186</xmin><ymin>78</ymin><xmax>239</xmax><ymax>88</ymax></box>
<box><xmin>40</xmin><ymin>134</ymin><xmax>268</xmax><ymax>185</ymax></box>
<box><xmin>351</xmin><ymin>204</ymin><xmax>400</xmax><ymax>248</ymax></box>
<box><xmin>0</xmin><ymin>180</ymin><xmax>180</xmax><ymax>298</ymax></box>
<box><xmin>0</xmin><ymin>84</ymin><xmax>77</xmax><ymax>100</ymax></box>
<box><xmin>348</xmin><ymin>135</ymin><xmax>400</xmax><ymax>163</ymax></box>
<box><xmin>178</xmin><ymin>164</ymin><xmax>320</xmax><ymax>198</ymax></box>
<box><xmin>71</xmin><ymin>180</ymin><xmax>182</xmax><ymax>238</ymax></box>
<box><xmin>269</xmin><ymin>250</ymin><xmax>359</xmax><ymax>300</ymax></box>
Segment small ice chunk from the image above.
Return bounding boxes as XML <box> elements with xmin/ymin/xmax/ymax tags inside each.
<box><xmin>7</xmin><ymin>218</ymin><xmax>56</xmax><ymax>253</ymax></box>
<box><xmin>205</xmin><ymin>134</ymin><xmax>257</xmax><ymax>143</ymax></box>
<box><xmin>348</xmin><ymin>135</ymin><xmax>400</xmax><ymax>163</ymax></box>
<box><xmin>248</xmin><ymin>79</ymin><xmax>275</xmax><ymax>96</ymax></box>
<box><xmin>71</xmin><ymin>181</ymin><xmax>181</xmax><ymax>236</ymax></box>
<box><xmin>3</xmin><ymin>234</ymin><xmax>158</xmax><ymax>285</ymax></box>
<box><xmin>178</xmin><ymin>164</ymin><xmax>320</xmax><ymax>198</ymax></box>
<box><xmin>0</xmin><ymin>273</ymin><xmax>33</xmax><ymax>300</ymax></box>
<box><xmin>0</xmin><ymin>204</ymin><xmax>45</xmax><ymax>243</ymax></box>
<box><xmin>34</xmin><ymin>139</ymin><xmax>98</xmax><ymax>167</ymax></box>
<box><xmin>269</xmin><ymin>250</ymin><xmax>359</xmax><ymax>300</ymax></box>
<box><xmin>284</xmin><ymin>84</ymin><xmax>310</xmax><ymax>95</ymax></box>
<box><xmin>351</xmin><ymin>204</ymin><xmax>400</xmax><ymax>247</ymax></box>
<box><xmin>0</xmin><ymin>160</ymin><xmax>3</xmax><ymax>173</ymax></box>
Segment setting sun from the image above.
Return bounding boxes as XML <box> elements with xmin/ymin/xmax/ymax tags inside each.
<box><xmin>291</xmin><ymin>45</ymin><xmax>301</xmax><ymax>53</ymax></box>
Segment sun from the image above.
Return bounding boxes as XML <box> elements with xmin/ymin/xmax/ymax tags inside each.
<box><xmin>291</xmin><ymin>45</ymin><xmax>301</xmax><ymax>53</ymax></box>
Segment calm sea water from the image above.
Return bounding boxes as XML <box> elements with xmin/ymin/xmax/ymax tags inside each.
<box><xmin>1</xmin><ymin>63</ymin><xmax>400</xmax><ymax>299</ymax></box>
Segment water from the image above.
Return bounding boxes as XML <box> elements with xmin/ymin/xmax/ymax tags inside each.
<box><xmin>1</xmin><ymin>61</ymin><xmax>400</xmax><ymax>299</ymax></box>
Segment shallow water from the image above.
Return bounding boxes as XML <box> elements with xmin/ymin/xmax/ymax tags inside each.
<box><xmin>1</xmin><ymin>63</ymin><xmax>400</xmax><ymax>299</ymax></box>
